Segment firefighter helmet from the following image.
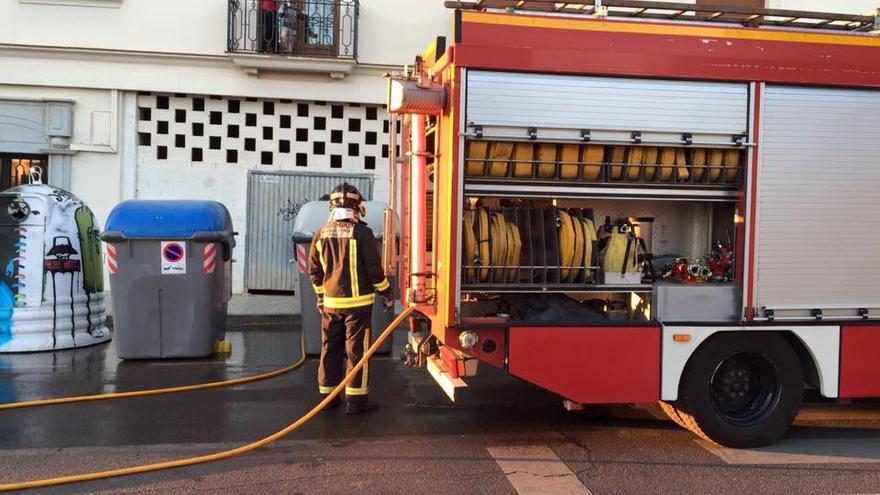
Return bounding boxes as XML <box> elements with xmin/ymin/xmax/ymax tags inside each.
<box><xmin>329</xmin><ymin>183</ymin><xmax>365</xmax><ymax>216</ymax></box>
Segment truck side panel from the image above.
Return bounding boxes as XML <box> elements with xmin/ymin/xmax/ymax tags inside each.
<box><xmin>753</xmin><ymin>86</ymin><xmax>880</xmax><ymax>320</ymax></box>
<box><xmin>508</xmin><ymin>326</ymin><xmax>660</xmax><ymax>404</ymax></box>
<box><xmin>840</xmin><ymin>326</ymin><xmax>880</xmax><ymax>398</ymax></box>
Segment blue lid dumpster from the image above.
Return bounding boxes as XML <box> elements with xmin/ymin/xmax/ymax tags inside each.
<box><xmin>292</xmin><ymin>200</ymin><xmax>395</xmax><ymax>355</ymax></box>
<box><xmin>102</xmin><ymin>200</ymin><xmax>234</xmax><ymax>359</ymax></box>
<box><xmin>0</xmin><ymin>184</ymin><xmax>109</xmax><ymax>353</ymax></box>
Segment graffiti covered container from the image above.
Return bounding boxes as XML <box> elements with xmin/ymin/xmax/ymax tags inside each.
<box><xmin>0</xmin><ymin>184</ymin><xmax>109</xmax><ymax>352</ymax></box>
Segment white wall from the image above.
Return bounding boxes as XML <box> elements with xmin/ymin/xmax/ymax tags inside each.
<box><xmin>357</xmin><ymin>0</ymin><xmax>450</xmax><ymax>65</ymax></box>
<box><xmin>0</xmin><ymin>1</ymin><xmax>228</xmax><ymax>55</ymax></box>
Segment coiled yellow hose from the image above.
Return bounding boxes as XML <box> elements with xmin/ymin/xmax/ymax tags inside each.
<box><xmin>0</xmin><ymin>306</ymin><xmax>415</xmax><ymax>492</ymax></box>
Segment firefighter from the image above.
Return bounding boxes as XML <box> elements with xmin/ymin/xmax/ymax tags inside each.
<box><xmin>308</xmin><ymin>183</ymin><xmax>392</xmax><ymax>414</ymax></box>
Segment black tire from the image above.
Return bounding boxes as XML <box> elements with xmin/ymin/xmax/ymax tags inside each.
<box><xmin>676</xmin><ymin>333</ymin><xmax>803</xmax><ymax>448</ymax></box>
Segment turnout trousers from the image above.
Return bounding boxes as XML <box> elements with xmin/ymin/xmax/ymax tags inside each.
<box><xmin>318</xmin><ymin>305</ymin><xmax>372</xmax><ymax>402</ymax></box>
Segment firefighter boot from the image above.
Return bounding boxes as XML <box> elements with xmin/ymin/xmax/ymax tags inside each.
<box><xmin>345</xmin><ymin>395</ymin><xmax>378</xmax><ymax>415</ymax></box>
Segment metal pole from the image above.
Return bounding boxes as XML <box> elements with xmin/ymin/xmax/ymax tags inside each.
<box><xmin>409</xmin><ymin>114</ymin><xmax>428</xmax><ymax>303</ymax></box>
<box><xmin>382</xmin><ymin>112</ymin><xmax>398</xmax><ymax>277</ymax></box>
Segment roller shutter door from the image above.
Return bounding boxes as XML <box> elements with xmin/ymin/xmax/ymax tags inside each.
<box><xmin>755</xmin><ymin>85</ymin><xmax>880</xmax><ymax>317</ymax></box>
<box><xmin>465</xmin><ymin>71</ymin><xmax>748</xmax><ymax>145</ymax></box>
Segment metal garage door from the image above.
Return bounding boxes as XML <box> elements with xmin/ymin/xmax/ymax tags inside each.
<box><xmin>465</xmin><ymin>70</ymin><xmax>749</xmax><ymax>145</ymax></box>
<box><xmin>755</xmin><ymin>85</ymin><xmax>880</xmax><ymax>318</ymax></box>
<box><xmin>245</xmin><ymin>171</ymin><xmax>373</xmax><ymax>292</ymax></box>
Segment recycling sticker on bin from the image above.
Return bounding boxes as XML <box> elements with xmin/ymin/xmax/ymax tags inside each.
<box><xmin>161</xmin><ymin>241</ymin><xmax>187</xmax><ymax>275</ymax></box>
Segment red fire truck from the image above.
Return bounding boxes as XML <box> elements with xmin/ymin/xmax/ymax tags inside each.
<box><xmin>382</xmin><ymin>0</ymin><xmax>880</xmax><ymax>447</ymax></box>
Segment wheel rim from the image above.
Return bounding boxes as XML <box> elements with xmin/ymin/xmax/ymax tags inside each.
<box><xmin>709</xmin><ymin>352</ymin><xmax>781</xmax><ymax>426</ymax></box>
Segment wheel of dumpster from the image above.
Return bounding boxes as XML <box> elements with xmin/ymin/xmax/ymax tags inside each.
<box><xmin>675</xmin><ymin>333</ymin><xmax>803</xmax><ymax>448</ymax></box>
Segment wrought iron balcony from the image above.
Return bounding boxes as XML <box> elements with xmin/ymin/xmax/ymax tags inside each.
<box><xmin>227</xmin><ymin>0</ymin><xmax>358</xmax><ymax>59</ymax></box>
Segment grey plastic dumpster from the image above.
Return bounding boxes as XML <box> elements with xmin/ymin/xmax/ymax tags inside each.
<box><xmin>102</xmin><ymin>200</ymin><xmax>235</xmax><ymax>359</ymax></box>
<box><xmin>292</xmin><ymin>200</ymin><xmax>394</xmax><ymax>356</ymax></box>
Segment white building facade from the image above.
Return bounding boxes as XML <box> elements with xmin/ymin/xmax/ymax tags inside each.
<box><xmin>0</xmin><ymin>0</ymin><xmax>876</xmax><ymax>293</ymax></box>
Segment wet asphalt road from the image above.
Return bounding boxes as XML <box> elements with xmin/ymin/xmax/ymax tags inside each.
<box><xmin>2</xmin><ymin>317</ymin><xmax>880</xmax><ymax>495</ymax></box>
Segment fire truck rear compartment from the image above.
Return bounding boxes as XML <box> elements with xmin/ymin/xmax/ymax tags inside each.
<box><xmin>455</xmin><ymin>70</ymin><xmax>748</xmax><ymax>325</ymax></box>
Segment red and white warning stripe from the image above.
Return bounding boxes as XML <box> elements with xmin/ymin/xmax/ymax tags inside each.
<box><xmin>296</xmin><ymin>244</ymin><xmax>308</xmax><ymax>273</ymax></box>
<box><xmin>106</xmin><ymin>244</ymin><xmax>118</xmax><ymax>274</ymax></box>
<box><xmin>203</xmin><ymin>243</ymin><xmax>218</xmax><ymax>274</ymax></box>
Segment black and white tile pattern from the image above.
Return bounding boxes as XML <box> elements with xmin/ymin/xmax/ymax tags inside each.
<box><xmin>136</xmin><ymin>93</ymin><xmax>399</xmax><ymax>171</ymax></box>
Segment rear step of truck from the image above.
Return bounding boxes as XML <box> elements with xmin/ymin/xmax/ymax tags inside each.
<box><xmin>409</xmin><ymin>331</ymin><xmax>472</xmax><ymax>402</ymax></box>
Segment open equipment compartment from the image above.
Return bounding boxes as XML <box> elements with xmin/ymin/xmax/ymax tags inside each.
<box><xmin>457</xmin><ymin>70</ymin><xmax>750</xmax><ymax>325</ymax></box>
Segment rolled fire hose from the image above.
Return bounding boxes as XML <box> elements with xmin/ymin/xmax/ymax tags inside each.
<box><xmin>536</xmin><ymin>143</ymin><xmax>557</xmax><ymax>178</ymax></box>
<box><xmin>708</xmin><ymin>149</ymin><xmax>724</xmax><ymax>183</ymax></box>
<box><xmin>465</xmin><ymin>140</ymin><xmax>488</xmax><ymax>177</ymax></box>
<box><xmin>658</xmin><ymin>148</ymin><xmax>675</xmax><ymax>182</ymax></box>
<box><xmin>579</xmin><ymin>216</ymin><xmax>597</xmax><ymax>280</ymax></box>
<box><xmin>582</xmin><ymin>145</ymin><xmax>603</xmax><ymax>181</ymax></box>
<box><xmin>572</xmin><ymin>215</ymin><xmax>587</xmax><ymax>280</ymax></box>
<box><xmin>0</xmin><ymin>332</ymin><xmax>308</xmax><ymax>412</ymax></box>
<box><xmin>0</xmin><ymin>306</ymin><xmax>416</xmax><ymax>492</ymax></box>
<box><xmin>512</xmin><ymin>142</ymin><xmax>534</xmax><ymax>178</ymax></box>
<box><xmin>506</xmin><ymin>222</ymin><xmax>522</xmax><ymax>282</ymax></box>
<box><xmin>625</xmin><ymin>146</ymin><xmax>644</xmax><ymax>181</ymax></box>
<box><xmin>642</xmin><ymin>147</ymin><xmax>659</xmax><ymax>181</ymax></box>
<box><xmin>692</xmin><ymin>148</ymin><xmax>707</xmax><ymax>182</ymax></box>
<box><xmin>556</xmin><ymin>210</ymin><xmax>576</xmax><ymax>280</ymax></box>
<box><xmin>488</xmin><ymin>141</ymin><xmax>513</xmax><ymax>178</ymax></box>
<box><xmin>476</xmin><ymin>208</ymin><xmax>491</xmax><ymax>282</ymax></box>
<box><xmin>609</xmin><ymin>146</ymin><xmax>626</xmax><ymax>180</ymax></box>
<box><xmin>463</xmin><ymin>211</ymin><xmax>477</xmax><ymax>280</ymax></box>
<box><xmin>571</xmin><ymin>213</ymin><xmax>585</xmax><ymax>281</ymax></box>
<box><xmin>489</xmin><ymin>212</ymin><xmax>509</xmax><ymax>282</ymax></box>
<box><xmin>724</xmin><ymin>149</ymin><xmax>740</xmax><ymax>183</ymax></box>
<box><xmin>559</xmin><ymin>144</ymin><xmax>580</xmax><ymax>179</ymax></box>
<box><xmin>675</xmin><ymin>148</ymin><xmax>690</xmax><ymax>182</ymax></box>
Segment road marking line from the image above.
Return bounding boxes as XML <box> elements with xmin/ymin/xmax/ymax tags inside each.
<box><xmin>488</xmin><ymin>445</ymin><xmax>592</xmax><ymax>495</ymax></box>
<box><xmin>697</xmin><ymin>437</ymin><xmax>880</xmax><ymax>465</ymax></box>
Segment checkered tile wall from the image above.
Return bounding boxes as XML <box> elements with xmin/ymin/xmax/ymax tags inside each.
<box><xmin>136</xmin><ymin>93</ymin><xmax>399</xmax><ymax>171</ymax></box>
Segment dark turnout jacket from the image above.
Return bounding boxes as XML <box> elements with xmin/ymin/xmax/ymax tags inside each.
<box><xmin>308</xmin><ymin>219</ymin><xmax>391</xmax><ymax>312</ymax></box>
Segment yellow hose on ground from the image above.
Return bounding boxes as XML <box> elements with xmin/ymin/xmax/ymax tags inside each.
<box><xmin>0</xmin><ymin>306</ymin><xmax>416</xmax><ymax>493</ymax></box>
<box><xmin>0</xmin><ymin>332</ymin><xmax>308</xmax><ymax>412</ymax></box>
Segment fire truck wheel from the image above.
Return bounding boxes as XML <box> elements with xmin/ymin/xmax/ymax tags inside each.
<box><xmin>675</xmin><ymin>332</ymin><xmax>803</xmax><ymax>448</ymax></box>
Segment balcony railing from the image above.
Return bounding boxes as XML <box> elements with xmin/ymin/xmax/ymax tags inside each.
<box><xmin>227</xmin><ymin>0</ymin><xmax>358</xmax><ymax>59</ymax></box>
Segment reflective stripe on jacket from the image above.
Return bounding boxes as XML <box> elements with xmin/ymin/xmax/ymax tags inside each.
<box><xmin>308</xmin><ymin>219</ymin><xmax>391</xmax><ymax>312</ymax></box>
